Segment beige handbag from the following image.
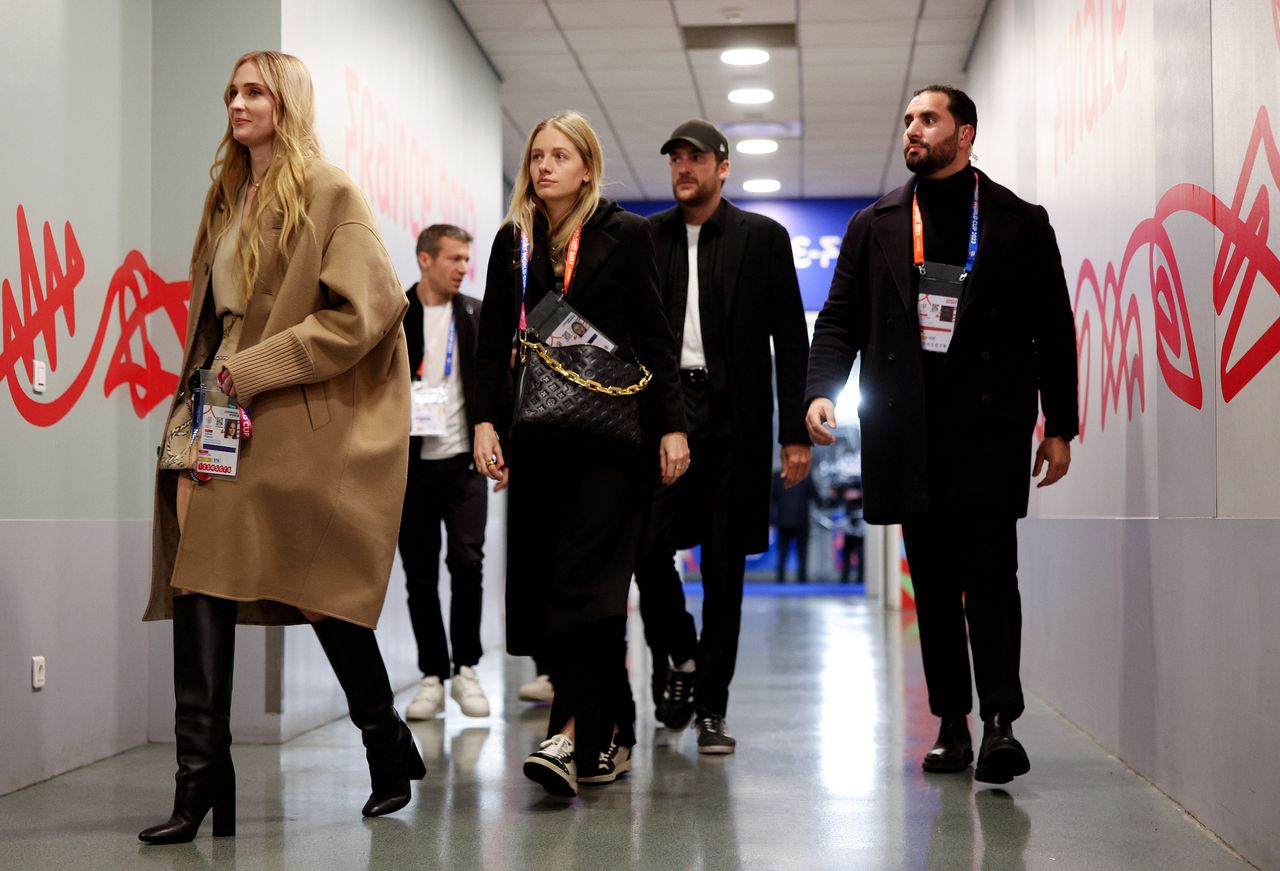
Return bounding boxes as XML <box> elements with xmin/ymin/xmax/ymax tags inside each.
<box><xmin>158</xmin><ymin>372</ymin><xmax>201</xmax><ymax>471</ymax></box>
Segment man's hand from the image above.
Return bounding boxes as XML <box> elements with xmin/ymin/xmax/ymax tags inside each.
<box><xmin>1033</xmin><ymin>436</ymin><xmax>1071</xmax><ymax>488</ymax></box>
<box><xmin>779</xmin><ymin>444</ymin><xmax>812</xmax><ymax>488</ymax></box>
<box><xmin>805</xmin><ymin>397</ymin><xmax>838</xmax><ymax>446</ymax></box>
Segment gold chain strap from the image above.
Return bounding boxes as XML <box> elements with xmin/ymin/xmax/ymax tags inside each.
<box><xmin>521</xmin><ymin>338</ymin><xmax>651</xmax><ymax>396</ymax></box>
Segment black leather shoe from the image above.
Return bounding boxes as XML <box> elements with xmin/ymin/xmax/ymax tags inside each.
<box><xmin>922</xmin><ymin>716</ymin><xmax>973</xmax><ymax>773</ymax></box>
<box><xmin>974</xmin><ymin>713</ymin><xmax>1030</xmax><ymax>784</ymax></box>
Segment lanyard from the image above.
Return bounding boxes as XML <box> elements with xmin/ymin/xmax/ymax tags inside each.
<box><xmin>519</xmin><ymin>224</ymin><xmax>582</xmax><ymax>331</ymax></box>
<box><xmin>912</xmin><ymin>170</ymin><xmax>980</xmax><ymax>280</ymax></box>
<box><xmin>416</xmin><ymin>311</ymin><xmax>456</xmax><ymax>380</ymax></box>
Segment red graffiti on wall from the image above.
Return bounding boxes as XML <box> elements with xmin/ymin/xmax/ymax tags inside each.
<box><xmin>1073</xmin><ymin>105</ymin><xmax>1280</xmax><ymax>438</ymax></box>
<box><xmin>0</xmin><ymin>206</ymin><xmax>190</xmax><ymax>427</ymax></box>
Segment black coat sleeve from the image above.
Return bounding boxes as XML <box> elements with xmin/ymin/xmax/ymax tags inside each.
<box><xmin>622</xmin><ymin>216</ymin><xmax>686</xmax><ymax>435</ymax></box>
<box><xmin>475</xmin><ymin>225</ymin><xmax>520</xmax><ymax>425</ymax></box>
<box><xmin>805</xmin><ymin>211</ymin><xmax>870</xmax><ymax>407</ymax></box>
<box><xmin>765</xmin><ymin>219</ymin><xmax>811</xmax><ymax>445</ymax></box>
<box><xmin>1028</xmin><ymin>206</ymin><xmax>1080</xmax><ymax>440</ymax></box>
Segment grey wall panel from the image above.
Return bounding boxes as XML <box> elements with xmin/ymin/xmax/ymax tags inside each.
<box><xmin>0</xmin><ymin>521</ymin><xmax>151</xmax><ymax>795</ymax></box>
<box><xmin>1020</xmin><ymin>517</ymin><xmax>1280</xmax><ymax>870</ymax></box>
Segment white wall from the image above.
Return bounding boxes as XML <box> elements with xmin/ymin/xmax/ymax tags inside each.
<box><xmin>968</xmin><ymin>2</ymin><xmax>1280</xmax><ymax>867</ymax></box>
<box><xmin>1</xmin><ymin>0</ymin><xmax>502</xmax><ymax>795</ymax></box>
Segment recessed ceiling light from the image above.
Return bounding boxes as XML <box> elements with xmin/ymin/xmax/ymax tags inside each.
<box><xmin>728</xmin><ymin>88</ymin><xmax>774</xmax><ymax>105</ymax></box>
<box><xmin>736</xmin><ymin>139</ymin><xmax>778</xmax><ymax>154</ymax></box>
<box><xmin>743</xmin><ymin>178</ymin><xmax>781</xmax><ymax>193</ymax></box>
<box><xmin>720</xmin><ymin>48</ymin><xmax>770</xmax><ymax>66</ymax></box>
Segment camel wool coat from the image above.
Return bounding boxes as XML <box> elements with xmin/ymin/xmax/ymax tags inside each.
<box><xmin>144</xmin><ymin>160</ymin><xmax>410</xmax><ymax>629</ymax></box>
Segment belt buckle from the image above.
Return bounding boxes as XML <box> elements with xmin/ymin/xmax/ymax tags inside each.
<box><xmin>681</xmin><ymin>368</ymin><xmax>709</xmax><ymax>384</ymax></box>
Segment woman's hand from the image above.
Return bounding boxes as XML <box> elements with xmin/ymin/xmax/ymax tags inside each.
<box><xmin>659</xmin><ymin>431</ymin><xmax>690</xmax><ymax>485</ymax></box>
<box><xmin>474</xmin><ymin>423</ymin><xmax>509</xmax><ymax>491</ymax></box>
<box><xmin>217</xmin><ymin>366</ymin><xmax>237</xmax><ymax>398</ymax></box>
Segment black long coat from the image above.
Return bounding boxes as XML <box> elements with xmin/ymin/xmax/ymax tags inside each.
<box><xmin>474</xmin><ymin>201</ymin><xmax>685</xmax><ymax>653</ymax></box>
<box><xmin>648</xmin><ymin>199</ymin><xmax>811</xmax><ymax>554</ymax></box>
<box><xmin>805</xmin><ymin>168</ymin><xmax>1079</xmax><ymax>523</ymax></box>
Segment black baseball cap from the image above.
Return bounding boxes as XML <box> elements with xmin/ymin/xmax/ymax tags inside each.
<box><xmin>660</xmin><ymin>120</ymin><xmax>729</xmax><ymax>160</ymax></box>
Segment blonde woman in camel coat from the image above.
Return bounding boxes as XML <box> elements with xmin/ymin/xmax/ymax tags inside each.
<box><xmin>140</xmin><ymin>50</ymin><xmax>420</xmax><ymax>846</ymax></box>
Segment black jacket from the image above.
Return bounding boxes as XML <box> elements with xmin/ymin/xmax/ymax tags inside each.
<box><xmin>403</xmin><ymin>286</ymin><xmax>483</xmax><ymax>456</ymax></box>
<box><xmin>474</xmin><ymin>200</ymin><xmax>685</xmax><ymax>438</ymax></box>
<box><xmin>805</xmin><ymin>168</ymin><xmax>1079</xmax><ymax>522</ymax></box>
<box><xmin>648</xmin><ymin>198</ymin><xmax>811</xmax><ymax>554</ymax></box>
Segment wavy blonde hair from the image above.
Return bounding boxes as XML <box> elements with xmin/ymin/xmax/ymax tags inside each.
<box><xmin>192</xmin><ymin>51</ymin><xmax>320</xmax><ymax>300</ymax></box>
<box><xmin>504</xmin><ymin>111</ymin><xmax>603</xmax><ymax>266</ymax></box>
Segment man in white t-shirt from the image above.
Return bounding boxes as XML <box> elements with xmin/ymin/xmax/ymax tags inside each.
<box><xmin>399</xmin><ymin>225</ymin><xmax>491</xmax><ymax>720</ymax></box>
<box><xmin>637</xmin><ymin>121</ymin><xmax>812</xmax><ymax>754</ymax></box>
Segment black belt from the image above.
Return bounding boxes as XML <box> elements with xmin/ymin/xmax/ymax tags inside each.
<box><xmin>680</xmin><ymin>367</ymin><xmax>710</xmax><ymax>384</ymax></box>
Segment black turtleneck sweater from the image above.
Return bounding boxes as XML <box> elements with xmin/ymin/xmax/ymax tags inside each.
<box><xmin>914</xmin><ymin>165</ymin><xmax>979</xmax><ymax>271</ymax></box>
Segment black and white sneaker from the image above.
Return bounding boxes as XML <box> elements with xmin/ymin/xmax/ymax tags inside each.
<box><xmin>579</xmin><ymin>740</ymin><xmax>632</xmax><ymax>784</ymax></box>
<box><xmin>523</xmin><ymin>734</ymin><xmax>577</xmax><ymax>796</ymax></box>
<box><xmin>657</xmin><ymin>669</ymin><xmax>696</xmax><ymax>730</ymax></box>
<box><xmin>695</xmin><ymin>716</ymin><xmax>736</xmax><ymax>755</ymax></box>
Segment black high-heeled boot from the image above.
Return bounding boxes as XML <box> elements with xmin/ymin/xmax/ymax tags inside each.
<box><xmin>311</xmin><ymin>618</ymin><xmax>426</xmax><ymax>817</ymax></box>
<box><xmin>140</xmin><ymin>593</ymin><xmax>238</xmax><ymax>844</ymax></box>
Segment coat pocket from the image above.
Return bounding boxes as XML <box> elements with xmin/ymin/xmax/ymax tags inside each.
<box><xmin>302</xmin><ymin>382</ymin><xmax>330</xmax><ymax>430</ymax></box>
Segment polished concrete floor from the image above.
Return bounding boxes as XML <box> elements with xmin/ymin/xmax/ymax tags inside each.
<box><xmin>0</xmin><ymin>596</ymin><xmax>1253</xmax><ymax>871</ymax></box>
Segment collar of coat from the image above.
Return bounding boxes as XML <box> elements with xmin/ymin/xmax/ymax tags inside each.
<box><xmin>871</xmin><ymin>165</ymin><xmax>1025</xmax><ymax>328</ymax></box>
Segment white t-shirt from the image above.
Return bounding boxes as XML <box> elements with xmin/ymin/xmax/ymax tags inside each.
<box><xmin>418</xmin><ymin>303</ymin><xmax>469</xmax><ymax>461</ymax></box>
<box><xmin>680</xmin><ymin>223</ymin><xmax>707</xmax><ymax>369</ymax></box>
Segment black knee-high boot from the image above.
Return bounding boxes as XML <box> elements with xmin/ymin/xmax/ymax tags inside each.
<box><xmin>311</xmin><ymin>618</ymin><xmax>426</xmax><ymax>817</ymax></box>
<box><xmin>140</xmin><ymin>594</ymin><xmax>237</xmax><ymax>844</ymax></box>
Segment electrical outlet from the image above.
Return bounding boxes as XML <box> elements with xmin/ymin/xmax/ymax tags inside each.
<box><xmin>33</xmin><ymin>360</ymin><xmax>47</xmax><ymax>394</ymax></box>
<box><xmin>31</xmin><ymin>656</ymin><xmax>46</xmax><ymax>690</ymax></box>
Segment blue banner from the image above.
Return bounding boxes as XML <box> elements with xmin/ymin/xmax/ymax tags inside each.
<box><xmin>619</xmin><ymin>197</ymin><xmax>875</xmax><ymax>312</ymax></box>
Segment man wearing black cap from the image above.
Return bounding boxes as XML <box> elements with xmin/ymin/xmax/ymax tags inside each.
<box><xmin>635</xmin><ymin>119</ymin><xmax>811</xmax><ymax>754</ymax></box>
<box><xmin>805</xmin><ymin>86</ymin><xmax>1078</xmax><ymax>783</ymax></box>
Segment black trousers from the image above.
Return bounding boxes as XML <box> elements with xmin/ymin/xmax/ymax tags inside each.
<box><xmin>636</xmin><ymin>395</ymin><xmax>745</xmax><ymax>718</ymax></box>
<box><xmin>397</xmin><ymin>452</ymin><xmax>487</xmax><ymax>679</ymax></box>
<box><xmin>546</xmin><ymin>616</ymin><xmax>636</xmax><ymax>770</ymax></box>
<box><xmin>900</xmin><ymin>515</ymin><xmax>1024</xmax><ymax>722</ymax></box>
<box><xmin>776</xmin><ymin>526</ymin><xmax>809</xmax><ymax>582</ymax></box>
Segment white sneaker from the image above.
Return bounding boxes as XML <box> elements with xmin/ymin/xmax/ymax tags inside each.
<box><xmin>523</xmin><ymin>734</ymin><xmax>577</xmax><ymax>796</ymax></box>
<box><xmin>406</xmin><ymin>676</ymin><xmax>445</xmax><ymax>720</ymax></box>
<box><xmin>450</xmin><ymin>666</ymin><xmax>491</xmax><ymax>717</ymax></box>
<box><xmin>518</xmin><ymin>673</ymin><xmax>554</xmax><ymax>703</ymax></box>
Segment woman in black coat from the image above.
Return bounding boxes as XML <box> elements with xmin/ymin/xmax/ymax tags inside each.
<box><xmin>472</xmin><ymin>111</ymin><xmax>688</xmax><ymax>796</ymax></box>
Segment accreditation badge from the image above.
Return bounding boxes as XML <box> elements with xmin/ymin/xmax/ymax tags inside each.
<box><xmin>193</xmin><ymin>369</ymin><xmax>241</xmax><ymax>478</ymax></box>
<box><xmin>410</xmin><ymin>381</ymin><xmax>449</xmax><ymax>437</ymax></box>
<box><xmin>917</xmin><ymin>261</ymin><xmax>967</xmax><ymax>354</ymax></box>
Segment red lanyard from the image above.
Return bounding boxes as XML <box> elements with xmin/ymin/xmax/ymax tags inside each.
<box><xmin>519</xmin><ymin>224</ymin><xmax>582</xmax><ymax>332</ymax></box>
<box><xmin>560</xmin><ymin>225</ymin><xmax>582</xmax><ymax>295</ymax></box>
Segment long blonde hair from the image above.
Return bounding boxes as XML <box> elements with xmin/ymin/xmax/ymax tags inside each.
<box><xmin>192</xmin><ymin>50</ymin><xmax>320</xmax><ymax>300</ymax></box>
<box><xmin>504</xmin><ymin>111</ymin><xmax>603</xmax><ymax>264</ymax></box>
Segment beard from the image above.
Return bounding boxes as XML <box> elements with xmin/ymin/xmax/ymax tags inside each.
<box><xmin>672</xmin><ymin>174</ymin><xmax>718</xmax><ymax>208</ymax></box>
<box><xmin>904</xmin><ymin>127</ymin><xmax>960</xmax><ymax>175</ymax></box>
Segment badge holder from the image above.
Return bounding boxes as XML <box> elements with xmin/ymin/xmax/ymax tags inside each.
<box><xmin>192</xmin><ymin>369</ymin><xmax>242</xmax><ymax>479</ymax></box>
<box><xmin>917</xmin><ymin>262</ymin><xmax>965</xmax><ymax>354</ymax></box>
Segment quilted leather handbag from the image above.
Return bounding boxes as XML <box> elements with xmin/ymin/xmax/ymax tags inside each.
<box><xmin>514</xmin><ymin>338</ymin><xmax>651</xmax><ymax>449</ymax></box>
